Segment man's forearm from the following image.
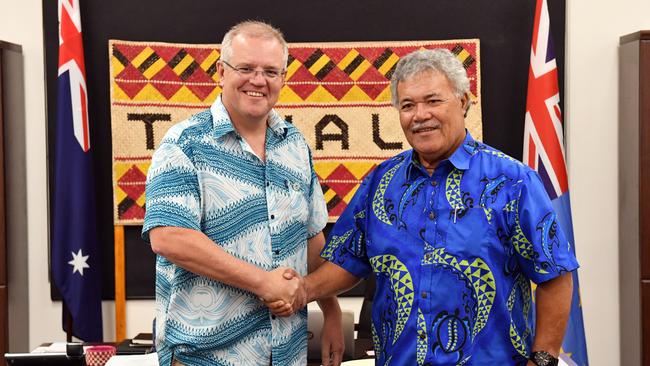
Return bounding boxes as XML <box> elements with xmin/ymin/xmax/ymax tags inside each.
<box><xmin>306</xmin><ymin>261</ymin><xmax>361</xmax><ymax>302</ymax></box>
<box><xmin>150</xmin><ymin>226</ymin><xmax>293</xmax><ymax>301</ymax></box>
<box><xmin>307</xmin><ymin>232</ymin><xmax>349</xmax><ymax>307</ymax></box>
<box><xmin>318</xmin><ymin>296</ymin><xmax>345</xmax><ymax>366</ymax></box>
<box><xmin>317</xmin><ymin>296</ymin><xmax>341</xmax><ymax>317</ymax></box>
<box><xmin>531</xmin><ymin>272</ymin><xmax>574</xmax><ymax>355</ymax></box>
<box><xmin>306</xmin><ymin>232</ymin><xmax>361</xmax><ymax>302</ymax></box>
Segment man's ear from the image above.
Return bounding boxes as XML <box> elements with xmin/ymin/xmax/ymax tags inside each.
<box><xmin>217</xmin><ymin>61</ymin><xmax>225</xmax><ymax>87</ymax></box>
<box><xmin>461</xmin><ymin>93</ymin><xmax>471</xmax><ymax>117</ymax></box>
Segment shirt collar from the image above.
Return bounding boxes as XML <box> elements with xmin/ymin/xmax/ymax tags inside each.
<box><xmin>406</xmin><ymin>130</ymin><xmax>475</xmax><ymax>179</ymax></box>
<box><xmin>447</xmin><ymin>130</ymin><xmax>474</xmax><ymax>170</ymax></box>
<box><xmin>266</xmin><ymin>108</ymin><xmax>289</xmax><ymax>138</ymax></box>
<box><xmin>209</xmin><ymin>95</ymin><xmax>288</xmax><ymax>140</ymax></box>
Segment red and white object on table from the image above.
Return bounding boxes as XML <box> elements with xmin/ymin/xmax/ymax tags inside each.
<box><xmin>85</xmin><ymin>345</ymin><xmax>117</xmax><ymax>366</ymax></box>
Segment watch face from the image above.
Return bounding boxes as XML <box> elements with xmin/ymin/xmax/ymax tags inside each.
<box><xmin>532</xmin><ymin>351</ymin><xmax>558</xmax><ymax>366</ymax></box>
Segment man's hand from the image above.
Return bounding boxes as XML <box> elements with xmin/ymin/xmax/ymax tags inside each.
<box><xmin>258</xmin><ymin>267</ymin><xmax>304</xmax><ymax>306</ymax></box>
<box><xmin>320</xmin><ymin>304</ymin><xmax>344</xmax><ymax>366</ymax></box>
<box><xmin>264</xmin><ymin>268</ymin><xmax>307</xmax><ymax>316</ymax></box>
<box><xmin>266</xmin><ymin>299</ymin><xmax>293</xmax><ymax>317</ymax></box>
<box><xmin>530</xmin><ymin>272</ymin><xmax>572</xmax><ymax>362</ymax></box>
<box><xmin>284</xmin><ymin>267</ymin><xmax>308</xmax><ymax>312</ymax></box>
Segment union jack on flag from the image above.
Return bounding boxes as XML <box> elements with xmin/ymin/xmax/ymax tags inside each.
<box><xmin>523</xmin><ymin>0</ymin><xmax>588</xmax><ymax>364</ymax></box>
<box><xmin>51</xmin><ymin>0</ymin><xmax>103</xmax><ymax>341</ymax></box>
<box><xmin>523</xmin><ymin>0</ymin><xmax>567</xmax><ymax>199</ymax></box>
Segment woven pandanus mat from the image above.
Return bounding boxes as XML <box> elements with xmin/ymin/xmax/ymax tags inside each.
<box><xmin>109</xmin><ymin>39</ymin><xmax>482</xmax><ymax>224</ymax></box>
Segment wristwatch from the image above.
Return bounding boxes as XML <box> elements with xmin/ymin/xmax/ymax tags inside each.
<box><xmin>530</xmin><ymin>351</ymin><xmax>559</xmax><ymax>366</ymax></box>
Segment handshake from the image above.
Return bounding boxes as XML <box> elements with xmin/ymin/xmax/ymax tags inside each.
<box><xmin>258</xmin><ymin>267</ymin><xmax>308</xmax><ymax>317</ymax></box>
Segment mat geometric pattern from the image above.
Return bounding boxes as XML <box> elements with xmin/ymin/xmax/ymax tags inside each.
<box><xmin>109</xmin><ymin>39</ymin><xmax>482</xmax><ymax>224</ymax></box>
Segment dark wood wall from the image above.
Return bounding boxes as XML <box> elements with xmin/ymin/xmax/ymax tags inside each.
<box><xmin>619</xmin><ymin>30</ymin><xmax>650</xmax><ymax>366</ymax></box>
<box><xmin>0</xmin><ymin>39</ymin><xmax>21</xmax><ymax>366</ymax></box>
<box><xmin>0</xmin><ymin>41</ymin><xmax>6</xmax><ymax>366</ymax></box>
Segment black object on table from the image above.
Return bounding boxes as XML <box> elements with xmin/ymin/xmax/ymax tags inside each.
<box><xmin>115</xmin><ymin>339</ymin><xmax>151</xmax><ymax>356</ymax></box>
<box><xmin>4</xmin><ymin>343</ymin><xmax>85</xmax><ymax>365</ymax></box>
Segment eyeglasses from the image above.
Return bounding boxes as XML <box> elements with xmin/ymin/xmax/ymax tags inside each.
<box><xmin>221</xmin><ymin>60</ymin><xmax>286</xmax><ymax>80</ymax></box>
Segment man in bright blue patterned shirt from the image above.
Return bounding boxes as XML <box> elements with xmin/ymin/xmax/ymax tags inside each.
<box><xmin>274</xmin><ymin>49</ymin><xmax>579</xmax><ymax>366</ymax></box>
<box><xmin>142</xmin><ymin>21</ymin><xmax>343</xmax><ymax>366</ymax></box>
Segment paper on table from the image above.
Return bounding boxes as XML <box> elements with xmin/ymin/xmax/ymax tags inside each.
<box><xmin>559</xmin><ymin>354</ymin><xmax>577</xmax><ymax>366</ymax></box>
<box><xmin>31</xmin><ymin>342</ymin><xmax>68</xmax><ymax>353</ymax></box>
<box><xmin>341</xmin><ymin>360</ymin><xmax>374</xmax><ymax>366</ymax></box>
<box><xmin>105</xmin><ymin>352</ymin><xmax>159</xmax><ymax>366</ymax></box>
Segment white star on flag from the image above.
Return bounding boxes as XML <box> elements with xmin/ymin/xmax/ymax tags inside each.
<box><xmin>68</xmin><ymin>249</ymin><xmax>90</xmax><ymax>276</ymax></box>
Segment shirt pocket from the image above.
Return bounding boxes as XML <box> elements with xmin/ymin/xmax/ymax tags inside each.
<box><xmin>445</xmin><ymin>206</ymin><xmax>497</xmax><ymax>255</ymax></box>
<box><xmin>284</xmin><ymin>176</ymin><xmax>310</xmax><ymax>223</ymax></box>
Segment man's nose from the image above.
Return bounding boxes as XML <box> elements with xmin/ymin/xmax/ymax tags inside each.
<box><xmin>413</xmin><ymin>102</ymin><xmax>430</xmax><ymax>121</ymax></box>
<box><xmin>248</xmin><ymin>71</ymin><xmax>267</xmax><ymax>85</ymax></box>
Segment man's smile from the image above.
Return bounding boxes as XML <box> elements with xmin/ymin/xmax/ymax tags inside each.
<box><xmin>411</xmin><ymin>123</ymin><xmax>441</xmax><ymax>134</ymax></box>
<box><xmin>244</xmin><ymin>90</ymin><xmax>265</xmax><ymax>97</ymax></box>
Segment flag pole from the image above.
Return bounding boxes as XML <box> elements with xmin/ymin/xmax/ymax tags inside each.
<box><xmin>114</xmin><ymin>225</ymin><xmax>126</xmax><ymax>342</ymax></box>
<box><xmin>63</xmin><ymin>302</ymin><xmax>73</xmax><ymax>342</ymax></box>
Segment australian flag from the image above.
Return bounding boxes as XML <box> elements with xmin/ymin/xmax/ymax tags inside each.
<box><xmin>523</xmin><ymin>0</ymin><xmax>588</xmax><ymax>364</ymax></box>
<box><xmin>51</xmin><ymin>0</ymin><xmax>103</xmax><ymax>342</ymax></box>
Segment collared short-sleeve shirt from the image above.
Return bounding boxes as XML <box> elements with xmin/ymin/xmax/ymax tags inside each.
<box><xmin>142</xmin><ymin>96</ymin><xmax>328</xmax><ymax>366</ymax></box>
<box><xmin>322</xmin><ymin>132</ymin><xmax>579</xmax><ymax>366</ymax></box>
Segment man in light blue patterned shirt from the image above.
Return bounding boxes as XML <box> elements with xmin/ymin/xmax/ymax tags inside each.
<box><xmin>142</xmin><ymin>21</ymin><xmax>343</xmax><ymax>366</ymax></box>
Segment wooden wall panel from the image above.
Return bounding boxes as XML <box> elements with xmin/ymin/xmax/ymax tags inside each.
<box><xmin>642</xmin><ymin>281</ymin><xmax>650</xmax><ymax>366</ymax></box>
<box><xmin>0</xmin><ymin>286</ymin><xmax>6</xmax><ymax>365</ymax></box>
<box><xmin>640</xmin><ymin>37</ymin><xmax>650</xmax><ymax>279</ymax></box>
<box><xmin>620</xmin><ymin>30</ymin><xmax>650</xmax><ymax>365</ymax></box>
<box><xmin>0</xmin><ymin>46</ymin><xmax>5</xmax><ymax>287</ymax></box>
<box><xmin>0</xmin><ymin>41</ymin><xmax>9</xmax><ymax>364</ymax></box>
<box><xmin>640</xmin><ymin>33</ymin><xmax>650</xmax><ymax>366</ymax></box>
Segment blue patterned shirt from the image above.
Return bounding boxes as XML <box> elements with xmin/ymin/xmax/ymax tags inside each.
<box><xmin>142</xmin><ymin>96</ymin><xmax>328</xmax><ymax>366</ymax></box>
<box><xmin>322</xmin><ymin>132</ymin><xmax>579</xmax><ymax>366</ymax></box>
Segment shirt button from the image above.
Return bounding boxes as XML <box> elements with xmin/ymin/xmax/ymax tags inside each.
<box><xmin>266</xmin><ymin>181</ymin><xmax>270</xmax><ymax>187</ymax></box>
<box><xmin>270</xmin><ymin>214</ymin><xmax>275</xmax><ymax>220</ymax></box>
<box><xmin>428</xmin><ymin>212</ymin><xmax>435</xmax><ymax>220</ymax></box>
<box><xmin>431</xmin><ymin>180</ymin><xmax>438</xmax><ymax>186</ymax></box>
<box><xmin>421</xmin><ymin>292</ymin><xmax>428</xmax><ymax>298</ymax></box>
<box><xmin>274</xmin><ymin>250</ymin><xmax>280</xmax><ymax>255</ymax></box>
<box><xmin>271</xmin><ymin>315</ymin><xmax>276</xmax><ymax>320</ymax></box>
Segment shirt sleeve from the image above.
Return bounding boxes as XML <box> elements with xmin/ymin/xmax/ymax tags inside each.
<box><xmin>320</xmin><ymin>172</ymin><xmax>375</xmax><ymax>279</ymax></box>
<box><xmin>306</xmin><ymin>147</ymin><xmax>328</xmax><ymax>238</ymax></box>
<box><xmin>141</xmin><ymin>141</ymin><xmax>202</xmax><ymax>243</ymax></box>
<box><xmin>510</xmin><ymin>170</ymin><xmax>580</xmax><ymax>283</ymax></box>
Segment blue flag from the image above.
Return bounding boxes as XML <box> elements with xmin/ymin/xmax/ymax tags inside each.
<box><xmin>51</xmin><ymin>0</ymin><xmax>103</xmax><ymax>342</ymax></box>
<box><xmin>523</xmin><ymin>0</ymin><xmax>588</xmax><ymax>364</ymax></box>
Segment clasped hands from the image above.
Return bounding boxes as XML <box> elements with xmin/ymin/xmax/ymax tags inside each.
<box><xmin>258</xmin><ymin>267</ymin><xmax>306</xmax><ymax>317</ymax></box>
<box><xmin>260</xmin><ymin>267</ymin><xmax>345</xmax><ymax>365</ymax></box>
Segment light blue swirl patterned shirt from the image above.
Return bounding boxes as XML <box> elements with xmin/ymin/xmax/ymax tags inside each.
<box><xmin>322</xmin><ymin>132</ymin><xmax>579</xmax><ymax>366</ymax></box>
<box><xmin>142</xmin><ymin>96</ymin><xmax>328</xmax><ymax>366</ymax></box>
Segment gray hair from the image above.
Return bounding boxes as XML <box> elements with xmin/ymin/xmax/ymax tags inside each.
<box><xmin>390</xmin><ymin>49</ymin><xmax>470</xmax><ymax>107</ymax></box>
<box><xmin>220</xmin><ymin>20</ymin><xmax>289</xmax><ymax>67</ymax></box>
